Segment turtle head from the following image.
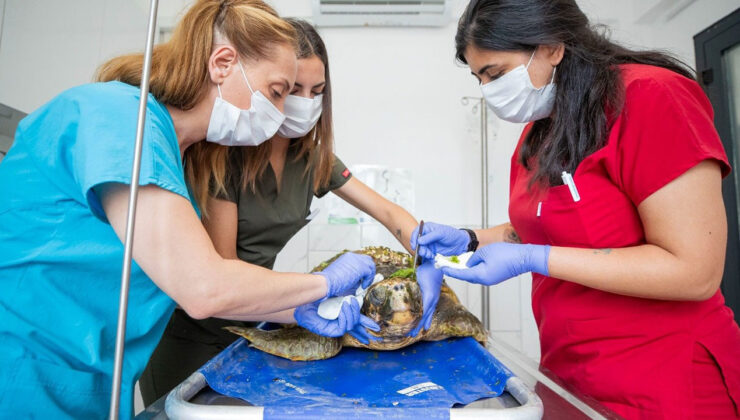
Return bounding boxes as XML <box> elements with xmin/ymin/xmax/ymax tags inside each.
<box><xmin>361</xmin><ymin>277</ymin><xmax>422</xmax><ymax>339</ymax></box>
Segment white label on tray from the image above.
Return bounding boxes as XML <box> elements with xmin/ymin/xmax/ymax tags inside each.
<box><xmin>396</xmin><ymin>382</ymin><xmax>444</xmax><ymax>396</ymax></box>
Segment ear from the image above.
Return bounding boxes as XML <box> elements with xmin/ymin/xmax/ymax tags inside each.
<box><xmin>208</xmin><ymin>45</ymin><xmax>239</xmax><ymax>85</ymax></box>
<box><xmin>543</xmin><ymin>43</ymin><xmax>565</xmax><ymax>67</ymax></box>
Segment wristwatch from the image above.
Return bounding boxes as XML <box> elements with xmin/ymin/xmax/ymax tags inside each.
<box><xmin>460</xmin><ymin>228</ymin><xmax>479</xmax><ymax>252</ymax></box>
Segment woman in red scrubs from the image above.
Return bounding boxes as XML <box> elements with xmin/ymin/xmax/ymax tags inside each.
<box><xmin>413</xmin><ymin>0</ymin><xmax>740</xmax><ymax>418</ymax></box>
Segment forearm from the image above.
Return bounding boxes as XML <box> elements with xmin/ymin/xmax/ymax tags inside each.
<box><xmin>218</xmin><ymin>307</ymin><xmax>297</xmax><ymax>323</ymax></box>
<box><xmin>99</xmin><ymin>184</ymin><xmax>327</xmax><ymax>320</ymax></box>
<box><xmin>475</xmin><ymin>222</ymin><xmax>521</xmax><ymax>248</ymax></box>
<box><xmin>548</xmin><ymin>245</ymin><xmax>720</xmax><ymax>301</ymax></box>
<box><xmin>194</xmin><ymin>258</ymin><xmax>327</xmax><ymax>318</ymax></box>
<box><xmin>333</xmin><ymin>178</ymin><xmax>417</xmax><ymax>253</ymax></box>
<box><xmin>376</xmin><ymin>204</ymin><xmax>417</xmax><ymax>253</ymax></box>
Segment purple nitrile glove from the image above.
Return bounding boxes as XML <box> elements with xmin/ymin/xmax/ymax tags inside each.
<box><xmin>408</xmin><ymin>262</ymin><xmax>444</xmax><ymax>337</ymax></box>
<box><xmin>440</xmin><ymin>243</ymin><xmax>550</xmax><ymax>286</ymax></box>
<box><xmin>294</xmin><ymin>299</ymin><xmax>381</xmax><ymax>344</ymax></box>
<box><xmin>410</xmin><ymin>222</ymin><xmax>470</xmax><ymax>261</ymax></box>
<box><xmin>314</xmin><ymin>252</ymin><xmax>376</xmax><ymax>298</ymax></box>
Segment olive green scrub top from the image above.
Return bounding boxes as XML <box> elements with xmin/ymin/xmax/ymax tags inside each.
<box><xmin>219</xmin><ymin>143</ymin><xmax>352</xmax><ymax>269</ymax></box>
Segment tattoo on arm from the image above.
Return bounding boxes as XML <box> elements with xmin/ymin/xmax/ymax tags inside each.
<box><xmin>593</xmin><ymin>248</ymin><xmax>613</xmax><ymax>255</ymax></box>
<box><xmin>503</xmin><ymin>224</ymin><xmax>521</xmax><ymax>244</ymax></box>
<box><xmin>395</xmin><ymin>229</ymin><xmax>402</xmax><ymax>240</ymax></box>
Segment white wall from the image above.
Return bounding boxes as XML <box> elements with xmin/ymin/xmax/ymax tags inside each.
<box><xmin>1</xmin><ymin>0</ymin><xmax>738</xmax><ymax>414</ymax></box>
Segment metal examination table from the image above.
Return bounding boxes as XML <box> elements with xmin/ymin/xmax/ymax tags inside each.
<box><xmin>135</xmin><ymin>333</ymin><xmax>621</xmax><ymax>419</ymax></box>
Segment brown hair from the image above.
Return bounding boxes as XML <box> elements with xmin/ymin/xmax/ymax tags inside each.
<box><xmin>212</xmin><ymin>18</ymin><xmax>335</xmax><ymax>205</ymax></box>
<box><xmin>94</xmin><ymin>0</ymin><xmax>297</xmax><ymax>212</ymax></box>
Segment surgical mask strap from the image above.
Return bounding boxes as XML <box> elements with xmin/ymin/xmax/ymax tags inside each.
<box><xmin>214</xmin><ymin>61</ymin><xmax>254</xmax><ymax>100</ymax></box>
<box><xmin>527</xmin><ymin>47</ymin><xmax>557</xmax><ymax>86</ymax></box>
<box><xmin>525</xmin><ymin>49</ymin><xmax>537</xmax><ymax>70</ymax></box>
<box><xmin>238</xmin><ymin>61</ymin><xmax>255</xmax><ymax>94</ymax></box>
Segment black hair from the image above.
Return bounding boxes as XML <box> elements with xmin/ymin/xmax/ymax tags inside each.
<box><xmin>455</xmin><ymin>0</ymin><xmax>694</xmax><ymax>187</ymax></box>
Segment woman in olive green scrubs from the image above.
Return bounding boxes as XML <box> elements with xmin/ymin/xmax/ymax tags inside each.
<box><xmin>140</xmin><ymin>19</ymin><xmax>419</xmax><ymax>405</ymax></box>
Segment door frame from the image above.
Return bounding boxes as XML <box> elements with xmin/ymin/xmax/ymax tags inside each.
<box><xmin>695</xmin><ymin>7</ymin><xmax>740</xmax><ymax>323</ymax></box>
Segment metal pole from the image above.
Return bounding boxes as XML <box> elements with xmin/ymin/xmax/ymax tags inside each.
<box><xmin>109</xmin><ymin>0</ymin><xmax>159</xmax><ymax>418</ymax></box>
<box><xmin>479</xmin><ymin>98</ymin><xmax>490</xmax><ymax>333</ymax></box>
<box><xmin>461</xmin><ymin>96</ymin><xmax>491</xmax><ymax>332</ymax></box>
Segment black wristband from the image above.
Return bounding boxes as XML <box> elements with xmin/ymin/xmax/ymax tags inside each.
<box><xmin>461</xmin><ymin>228</ymin><xmax>479</xmax><ymax>252</ymax></box>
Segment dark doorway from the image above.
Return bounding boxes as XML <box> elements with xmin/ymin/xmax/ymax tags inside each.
<box><xmin>695</xmin><ymin>7</ymin><xmax>740</xmax><ymax>324</ymax></box>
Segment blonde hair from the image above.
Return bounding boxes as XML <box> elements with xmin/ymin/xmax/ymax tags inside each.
<box><xmin>227</xmin><ymin>19</ymin><xmax>335</xmax><ymax>199</ymax></box>
<box><xmin>95</xmin><ymin>0</ymin><xmax>296</xmax><ymax>213</ymax></box>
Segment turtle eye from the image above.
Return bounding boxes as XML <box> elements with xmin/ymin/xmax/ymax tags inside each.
<box><xmin>368</xmin><ymin>287</ymin><xmax>387</xmax><ymax>306</ymax></box>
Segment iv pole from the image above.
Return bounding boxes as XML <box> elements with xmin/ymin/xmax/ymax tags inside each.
<box><xmin>461</xmin><ymin>96</ymin><xmax>490</xmax><ymax>333</ymax></box>
<box><xmin>109</xmin><ymin>0</ymin><xmax>159</xmax><ymax>418</ymax></box>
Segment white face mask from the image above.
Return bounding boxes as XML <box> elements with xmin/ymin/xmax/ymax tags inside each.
<box><xmin>206</xmin><ymin>61</ymin><xmax>286</xmax><ymax>146</ymax></box>
<box><xmin>277</xmin><ymin>94</ymin><xmax>323</xmax><ymax>138</ymax></box>
<box><xmin>481</xmin><ymin>49</ymin><xmax>556</xmax><ymax>123</ymax></box>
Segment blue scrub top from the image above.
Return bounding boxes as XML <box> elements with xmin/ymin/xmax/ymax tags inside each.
<box><xmin>0</xmin><ymin>81</ymin><xmax>197</xmax><ymax>419</ymax></box>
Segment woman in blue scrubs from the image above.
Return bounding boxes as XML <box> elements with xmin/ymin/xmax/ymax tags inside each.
<box><xmin>0</xmin><ymin>1</ymin><xmax>377</xmax><ymax>418</ymax></box>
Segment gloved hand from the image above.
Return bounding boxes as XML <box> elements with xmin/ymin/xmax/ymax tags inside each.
<box><xmin>315</xmin><ymin>253</ymin><xmax>376</xmax><ymax>298</ymax></box>
<box><xmin>294</xmin><ymin>299</ymin><xmax>381</xmax><ymax>344</ymax></box>
<box><xmin>410</xmin><ymin>222</ymin><xmax>470</xmax><ymax>261</ymax></box>
<box><xmin>440</xmin><ymin>243</ymin><xmax>551</xmax><ymax>286</ymax></box>
<box><xmin>409</xmin><ymin>262</ymin><xmax>444</xmax><ymax>337</ymax></box>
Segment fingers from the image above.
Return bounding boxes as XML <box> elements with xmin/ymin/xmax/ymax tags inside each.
<box><xmin>417</xmin><ymin>228</ymin><xmax>447</xmax><ymax>246</ymax></box>
<box><xmin>408</xmin><ymin>322</ymin><xmax>423</xmax><ymax>337</ymax></box>
<box><xmin>418</xmin><ymin>246</ymin><xmax>434</xmax><ymax>261</ymax></box>
<box><xmin>361</xmin><ymin>267</ymin><xmax>376</xmax><ymax>288</ymax></box>
<box><xmin>359</xmin><ymin>315</ymin><xmax>380</xmax><ymax>332</ymax></box>
<box><xmin>422</xmin><ymin>292</ymin><xmax>438</xmax><ymax>331</ymax></box>
<box><xmin>409</xmin><ymin>311</ymin><xmax>432</xmax><ymax>337</ymax></box>
<box><xmin>408</xmin><ymin>298</ymin><xmax>433</xmax><ymax>337</ymax></box>
<box><xmin>424</xmin><ymin>295</ymin><xmax>439</xmax><ymax>331</ymax></box>
<box><xmin>348</xmin><ymin>328</ymin><xmax>370</xmax><ymax>345</ymax></box>
<box><xmin>424</xmin><ymin>309</ymin><xmax>434</xmax><ymax>330</ymax></box>
<box><xmin>466</xmin><ymin>250</ymin><xmax>484</xmax><ymax>267</ymax></box>
<box><xmin>366</xmin><ymin>333</ymin><xmax>381</xmax><ymax>342</ymax></box>
<box><xmin>357</xmin><ymin>255</ymin><xmax>376</xmax><ymax>288</ymax></box>
<box><xmin>339</xmin><ymin>300</ymin><xmax>356</xmax><ymax>333</ymax></box>
<box><xmin>348</xmin><ymin>299</ymin><xmax>360</xmax><ymax>328</ymax></box>
<box><xmin>337</xmin><ymin>303</ymin><xmax>349</xmax><ymax>333</ymax></box>
<box><xmin>440</xmin><ymin>266</ymin><xmax>482</xmax><ymax>283</ymax></box>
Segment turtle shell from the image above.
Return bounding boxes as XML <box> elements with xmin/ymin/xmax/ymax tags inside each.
<box><xmin>226</xmin><ymin>247</ymin><xmax>487</xmax><ymax>360</ymax></box>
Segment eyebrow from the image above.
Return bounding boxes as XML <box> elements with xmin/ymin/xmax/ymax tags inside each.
<box><xmin>471</xmin><ymin>63</ymin><xmax>499</xmax><ymax>77</ymax></box>
<box><xmin>294</xmin><ymin>81</ymin><xmax>326</xmax><ymax>90</ymax></box>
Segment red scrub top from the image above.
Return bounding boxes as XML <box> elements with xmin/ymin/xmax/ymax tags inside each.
<box><xmin>509</xmin><ymin>64</ymin><xmax>740</xmax><ymax>419</ymax></box>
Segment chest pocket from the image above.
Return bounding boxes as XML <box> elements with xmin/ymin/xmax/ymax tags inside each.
<box><xmin>540</xmin><ymin>169</ymin><xmax>643</xmax><ymax>249</ymax></box>
<box><xmin>540</xmin><ymin>184</ymin><xmax>591</xmax><ymax>247</ymax></box>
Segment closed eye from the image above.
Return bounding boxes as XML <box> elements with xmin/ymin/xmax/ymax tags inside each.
<box><xmin>488</xmin><ymin>70</ymin><xmax>505</xmax><ymax>81</ymax></box>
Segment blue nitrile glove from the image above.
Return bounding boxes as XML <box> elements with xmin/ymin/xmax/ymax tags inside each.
<box><xmin>409</xmin><ymin>262</ymin><xmax>444</xmax><ymax>337</ymax></box>
<box><xmin>294</xmin><ymin>299</ymin><xmax>381</xmax><ymax>344</ymax></box>
<box><xmin>410</xmin><ymin>222</ymin><xmax>470</xmax><ymax>261</ymax></box>
<box><xmin>440</xmin><ymin>243</ymin><xmax>551</xmax><ymax>286</ymax></box>
<box><xmin>315</xmin><ymin>253</ymin><xmax>376</xmax><ymax>298</ymax></box>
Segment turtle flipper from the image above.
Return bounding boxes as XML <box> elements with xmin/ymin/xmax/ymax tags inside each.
<box><xmin>224</xmin><ymin>326</ymin><xmax>342</xmax><ymax>361</ymax></box>
<box><xmin>425</xmin><ymin>284</ymin><xmax>487</xmax><ymax>345</ymax></box>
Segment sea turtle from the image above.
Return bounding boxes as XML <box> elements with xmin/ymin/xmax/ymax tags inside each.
<box><xmin>225</xmin><ymin>247</ymin><xmax>487</xmax><ymax>361</ymax></box>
